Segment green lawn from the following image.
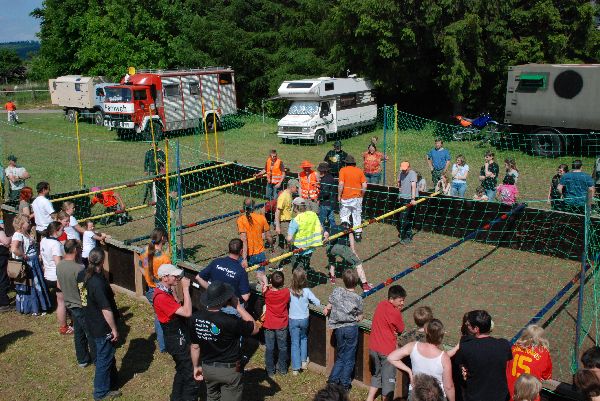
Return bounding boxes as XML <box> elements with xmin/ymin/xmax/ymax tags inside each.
<box><xmin>1</xmin><ymin>111</ymin><xmax>594</xmax><ymax>206</ymax></box>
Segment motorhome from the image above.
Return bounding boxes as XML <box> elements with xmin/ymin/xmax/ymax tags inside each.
<box><xmin>49</xmin><ymin>76</ymin><xmax>116</xmax><ymax>125</ymax></box>
<box><xmin>277</xmin><ymin>76</ymin><xmax>377</xmax><ymax>144</ymax></box>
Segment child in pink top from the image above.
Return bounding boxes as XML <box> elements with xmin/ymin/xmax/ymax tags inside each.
<box><xmin>496</xmin><ymin>175</ymin><xmax>518</xmax><ymax>205</ymax></box>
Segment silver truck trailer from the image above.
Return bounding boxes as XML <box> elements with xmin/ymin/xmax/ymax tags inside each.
<box><xmin>49</xmin><ymin>76</ymin><xmax>116</xmax><ymax>125</ymax></box>
<box><xmin>504</xmin><ymin>64</ymin><xmax>600</xmax><ymax>156</ymax></box>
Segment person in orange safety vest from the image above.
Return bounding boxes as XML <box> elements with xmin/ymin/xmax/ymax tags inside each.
<box><xmin>255</xmin><ymin>149</ymin><xmax>286</xmax><ymax>200</ymax></box>
<box><xmin>299</xmin><ymin>160</ymin><xmax>320</xmax><ymax>212</ymax></box>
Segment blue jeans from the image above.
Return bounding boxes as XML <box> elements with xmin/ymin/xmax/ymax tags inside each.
<box><xmin>485</xmin><ymin>188</ymin><xmax>496</xmax><ymax>201</ymax></box>
<box><xmin>145</xmin><ymin>287</ymin><xmax>166</xmax><ymax>352</ymax></box>
<box><xmin>450</xmin><ymin>181</ymin><xmax>467</xmax><ymax>197</ymax></box>
<box><xmin>289</xmin><ymin>318</ymin><xmax>309</xmax><ymax>371</ymax></box>
<box><xmin>365</xmin><ymin>173</ymin><xmax>381</xmax><ymax>184</ymax></box>
<box><xmin>318</xmin><ymin>205</ymin><xmax>335</xmax><ymax>230</ymax></box>
<box><xmin>264</xmin><ymin>327</ymin><xmax>288</xmax><ymax>375</ymax></box>
<box><xmin>328</xmin><ymin>325</ymin><xmax>359</xmax><ymax>390</ymax></box>
<box><xmin>93</xmin><ymin>335</ymin><xmax>118</xmax><ymax>399</ymax></box>
<box><xmin>266</xmin><ymin>183</ymin><xmax>280</xmax><ymax>201</ymax></box>
<box><xmin>248</xmin><ymin>252</ymin><xmax>267</xmax><ymax>273</ymax></box>
<box><xmin>69</xmin><ymin>307</ymin><xmax>96</xmax><ymax>365</ymax></box>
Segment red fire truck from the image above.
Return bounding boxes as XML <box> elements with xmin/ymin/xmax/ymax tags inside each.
<box><xmin>103</xmin><ymin>67</ymin><xmax>237</xmax><ymax>140</ymax></box>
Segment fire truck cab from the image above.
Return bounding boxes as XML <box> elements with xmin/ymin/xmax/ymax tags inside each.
<box><xmin>103</xmin><ymin>67</ymin><xmax>237</xmax><ymax>140</ymax></box>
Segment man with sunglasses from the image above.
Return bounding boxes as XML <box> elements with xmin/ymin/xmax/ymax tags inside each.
<box><xmin>153</xmin><ymin>264</ymin><xmax>197</xmax><ymax>401</ymax></box>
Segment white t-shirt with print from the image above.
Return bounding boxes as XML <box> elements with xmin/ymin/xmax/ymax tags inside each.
<box><xmin>5</xmin><ymin>166</ymin><xmax>27</xmax><ymax>191</ymax></box>
<box><xmin>452</xmin><ymin>164</ymin><xmax>470</xmax><ymax>184</ymax></box>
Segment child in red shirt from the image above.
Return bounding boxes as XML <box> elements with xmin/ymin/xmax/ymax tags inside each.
<box><xmin>262</xmin><ymin>271</ymin><xmax>290</xmax><ymax>377</ymax></box>
<box><xmin>367</xmin><ymin>285</ymin><xmax>407</xmax><ymax>401</ymax></box>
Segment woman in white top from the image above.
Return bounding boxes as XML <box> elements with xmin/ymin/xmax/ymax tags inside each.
<box><xmin>388</xmin><ymin>319</ymin><xmax>455</xmax><ymax>401</ymax></box>
<box><xmin>450</xmin><ymin>155</ymin><xmax>469</xmax><ymax>198</ymax></box>
<box><xmin>61</xmin><ymin>201</ymin><xmax>85</xmax><ymax>241</ymax></box>
<box><xmin>40</xmin><ymin>221</ymin><xmax>70</xmax><ymax>334</ymax></box>
<box><xmin>11</xmin><ymin>213</ymin><xmax>50</xmax><ymax>315</ymax></box>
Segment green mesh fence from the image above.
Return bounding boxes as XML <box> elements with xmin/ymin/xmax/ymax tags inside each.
<box><xmin>1</xmin><ymin>108</ymin><xmax>598</xmax><ymax>383</ymax></box>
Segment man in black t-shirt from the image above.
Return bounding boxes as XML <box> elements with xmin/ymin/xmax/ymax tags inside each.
<box><xmin>190</xmin><ymin>281</ymin><xmax>259</xmax><ymax>401</ymax></box>
<box><xmin>317</xmin><ymin>162</ymin><xmax>337</xmax><ymax>230</ymax></box>
<box><xmin>324</xmin><ymin>140</ymin><xmax>348</xmax><ymax>178</ymax></box>
<box><xmin>454</xmin><ymin>310</ymin><xmax>512</xmax><ymax>401</ymax></box>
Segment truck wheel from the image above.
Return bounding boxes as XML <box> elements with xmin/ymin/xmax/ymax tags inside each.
<box><xmin>206</xmin><ymin>115</ymin><xmax>218</xmax><ymax>132</ymax></box>
<box><xmin>351</xmin><ymin>128</ymin><xmax>360</xmax><ymax>137</ymax></box>
<box><xmin>314</xmin><ymin>130</ymin><xmax>327</xmax><ymax>145</ymax></box>
<box><xmin>66</xmin><ymin>109</ymin><xmax>77</xmax><ymax>123</ymax></box>
<box><xmin>94</xmin><ymin>111</ymin><xmax>104</xmax><ymax>126</ymax></box>
<box><xmin>531</xmin><ymin>130</ymin><xmax>564</xmax><ymax>157</ymax></box>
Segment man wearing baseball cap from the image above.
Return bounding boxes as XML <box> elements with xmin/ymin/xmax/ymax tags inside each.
<box><xmin>190</xmin><ymin>281</ymin><xmax>260</xmax><ymax>401</ymax></box>
<box><xmin>254</xmin><ymin>149</ymin><xmax>286</xmax><ymax>201</ymax></box>
<box><xmin>338</xmin><ymin>154</ymin><xmax>367</xmax><ymax>242</ymax></box>
<box><xmin>397</xmin><ymin>161</ymin><xmax>418</xmax><ymax>244</ymax></box>
<box><xmin>5</xmin><ymin>154</ymin><xmax>30</xmax><ymax>202</ymax></box>
<box><xmin>153</xmin><ymin>264</ymin><xmax>197</xmax><ymax>401</ymax></box>
<box><xmin>324</xmin><ymin>140</ymin><xmax>348</xmax><ymax>178</ymax></box>
<box><xmin>286</xmin><ymin>196</ymin><xmax>323</xmax><ymax>271</ymax></box>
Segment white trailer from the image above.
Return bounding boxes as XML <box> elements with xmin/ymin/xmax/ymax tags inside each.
<box><xmin>276</xmin><ymin>76</ymin><xmax>377</xmax><ymax>144</ymax></box>
<box><xmin>49</xmin><ymin>76</ymin><xmax>115</xmax><ymax>125</ymax></box>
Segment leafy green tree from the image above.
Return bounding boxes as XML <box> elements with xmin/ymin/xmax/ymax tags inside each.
<box><xmin>0</xmin><ymin>49</ymin><xmax>25</xmax><ymax>84</ymax></box>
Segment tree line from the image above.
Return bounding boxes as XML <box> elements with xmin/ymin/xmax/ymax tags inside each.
<box><xmin>28</xmin><ymin>0</ymin><xmax>600</xmax><ymax>117</ymax></box>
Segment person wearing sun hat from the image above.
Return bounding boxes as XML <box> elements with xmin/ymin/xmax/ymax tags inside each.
<box><xmin>298</xmin><ymin>160</ymin><xmax>320</xmax><ymax>211</ymax></box>
<box><xmin>189</xmin><ymin>281</ymin><xmax>260</xmax><ymax>401</ymax></box>
<box><xmin>397</xmin><ymin>160</ymin><xmax>418</xmax><ymax>244</ymax></box>
<box><xmin>152</xmin><ymin>264</ymin><xmax>197</xmax><ymax>401</ymax></box>
<box><xmin>286</xmin><ymin>196</ymin><xmax>323</xmax><ymax>272</ymax></box>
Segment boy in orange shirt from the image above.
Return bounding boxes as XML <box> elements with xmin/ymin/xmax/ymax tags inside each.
<box><xmin>337</xmin><ymin>154</ymin><xmax>367</xmax><ymax>241</ymax></box>
<box><xmin>238</xmin><ymin>198</ymin><xmax>273</xmax><ymax>286</ymax></box>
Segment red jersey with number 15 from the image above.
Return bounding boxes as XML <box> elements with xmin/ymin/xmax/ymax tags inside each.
<box><xmin>506</xmin><ymin>344</ymin><xmax>552</xmax><ymax>401</ymax></box>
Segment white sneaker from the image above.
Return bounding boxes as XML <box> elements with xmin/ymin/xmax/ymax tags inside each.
<box><xmin>292</xmin><ymin>370</ymin><xmax>299</xmax><ymax>376</ymax></box>
<box><xmin>301</xmin><ymin>358</ymin><xmax>309</xmax><ymax>370</ymax></box>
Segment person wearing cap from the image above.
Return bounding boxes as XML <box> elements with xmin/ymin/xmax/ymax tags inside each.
<box><xmin>237</xmin><ymin>198</ymin><xmax>272</xmax><ymax>286</ymax></box>
<box><xmin>317</xmin><ymin>162</ymin><xmax>337</xmax><ymax>229</ymax></box>
<box><xmin>153</xmin><ymin>264</ymin><xmax>197</xmax><ymax>401</ymax></box>
<box><xmin>254</xmin><ymin>149</ymin><xmax>286</xmax><ymax>201</ymax></box>
<box><xmin>189</xmin><ymin>281</ymin><xmax>260</xmax><ymax>401</ymax></box>
<box><xmin>338</xmin><ymin>154</ymin><xmax>367</xmax><ymax>242</ymax></box>
<box><xmin>397</xmin><ymin>161</ymin><xmax>418</xmax><ymax>244</ymax></box>
<box><xmin>286</xmin><ymin>197</ymin><xmax>323</xmax><ymax>271</ymax></box>
<box><xmin>91</xmin><ymin>187</ymin><xmax>129</xmax><ymax>226</ymax></box>
<box><xmin>142</xmin><ymin>142</ymin><xmax>166</xmax><ymax>204</ymax></box>
<box><xmin>5</xmin><ymin>155</ymin><xmax>30</xmax><ymax>203</ymax></box>
<box><xmin>299</xmin><ymin>160</ymin><xmax>320</xmax><ymax>211</ymax></box>
<box><xmin>426</xmin><ymin>138</ymin><xmax>451</xmax><ymax>190</ymax></box>
<box><xmin>324</xmin><ymin>140</ymin><xmax>348</xmax><ymax>178</ymax></box>
<box><xmin>275</xmin><ymin>179</ymin><xmax>299</xmax><ymax>249</ymax></box>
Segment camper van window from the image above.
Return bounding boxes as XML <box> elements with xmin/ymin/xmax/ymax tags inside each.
<box><xmin>134</xmin><ymin>90</ymin><xmax>147</xmax><ymax>101</ymax></box>
<box><xmin>325</xmin><ymin>83</ymin><xmax>334</xmax><ymax>91</ymax></box>
<box><xmin>339</xmin><ymin>94</ymin><xmax>357</xmax><ymax>109</ymax></box>
<box><xmin>189</xmin><ymin>83</ymin><xmax>200</xmax><ymax>96</ymax></box>
<box><xmin>74</xmin><ymin>83</ymin><xmax>81</xmax><ymax>92</ymax></box>
<box><xmin>96</xmin><ymin>88</ymin><xmax>105</xmax><ymax>97</ymax></box>
<box><xmin>288</xmin><ymin>101</ymin><xmax>319</xmax><ymax>115</ymax></box>
<box><xmin>320</xmin><ymin>102</ymin><xmax>331</xmax><ymax>116</ymax></box>
<box><xmin>105</xmin><ymin>87</ymin><xmax>133</xmax><ymax>102</ymax></box>
<box><xmin>219</xmin><ymin>73</ymin><xmax>233</xmax><ymax>85</ymax></box>
<box><xmin>164</xmin><ymin>84</ymin><xmax>180</xmax><ymax>98</ymax></box>
<box><xmin>287</xmin><ymin>82</ymin><xmax>313</xmax><ymax>89</ymax></box>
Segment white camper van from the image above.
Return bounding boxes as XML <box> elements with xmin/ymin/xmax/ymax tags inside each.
<box><xmin>277</xmin><ymin>76</ymin><xmax>377</xmax><ymax>144</ymax></box>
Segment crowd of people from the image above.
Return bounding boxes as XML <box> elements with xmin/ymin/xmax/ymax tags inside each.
<box><xmin>0</xmin><ymin>139</ymin><xmax>598</xmax><ymax>401</ymax></box>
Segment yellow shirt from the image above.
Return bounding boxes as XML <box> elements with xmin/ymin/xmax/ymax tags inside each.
<box><xmin>277</xmin><ymin>190</ymin><xmax>293</xmax><ymax>222</ymax></box>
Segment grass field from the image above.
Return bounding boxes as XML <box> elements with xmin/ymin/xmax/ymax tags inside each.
<box><xmin>0</xmin><ymin>112</ymin><xmax>594</xmax><ymax>388</ymax></box>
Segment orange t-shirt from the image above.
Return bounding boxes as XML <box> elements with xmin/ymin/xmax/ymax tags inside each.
<box><xmin>339</xmin><ymin>166</ymin><xmax>367</xmax><ymax>199</ymax></box>
<box><xmin>363</xmin><ymin>151</ymin><xmax>384</xmax><ymax>174</ymax></box>
<box><xmin>140</xmin><ymin>247</ymin><xmax>172</xmax><ymax>288</ymax></box>
<box><xmin>237</xmin><ymin>213</ymin><xmax>270</xmax><ymax>256</ymax></box>
<box><xmin>4</xmin><ymin>102</ymin><xmax>16</xmax><ymax>111</ymax></box>
<box><xmin>92</xmin><ymin>191</ymin><xmax>119</xmax><ymax>208</ymax></box>
<box><xmin>506</xmin><ymin>344</ymin><xmax>552</xmax><ymax>401</ymax></box>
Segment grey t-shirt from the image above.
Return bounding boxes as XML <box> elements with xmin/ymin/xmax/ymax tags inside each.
<box><xmin>398</xmin><ymin>170</ymin><xmax>418</xmax><ymax>199</ymax></box>
<box><xmin>328</xmin><ymin>286</ymin><xmax>363</xmax><ymax>329</ymax></box>
<box><xmin>56</xmin><ymin>260</ymin><xmax>85</xmax><ymax>309</ymax></box>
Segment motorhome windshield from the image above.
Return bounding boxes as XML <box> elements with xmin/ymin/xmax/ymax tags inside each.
<box><xmin>105</xmin><ymin>87</ymin><xmax>133</xmax><ymax>102</ymax></box>
<box><xmin>288</xmin><ymin>101</ymin><xmax>319</xmax><ymax>116</ymax></box>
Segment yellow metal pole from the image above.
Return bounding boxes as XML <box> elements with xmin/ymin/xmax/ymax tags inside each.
<box><xmin>201</xmin><ymin>97</ymin><xmax>210</xmax><ymax>159</ymax></box>
<box><xmin>394</xmin><ymin>103</ymin><xmax>399</xmax><ymax>179</ymax></box>
<box><xmin>212</xmin><ymin>98</ymin><xmax>219</xmax><ymax>161</ymax></box>
<box><xmin>50</xmin><ymin>162</ymin><xmax>234</xmax><ymax>203</ymax></box>
<box><xmin>165</xmin><ymin>139</ymin><xmax>172</xmax><ymax>238</ymax></box>
<box><xmin>79</xmin><ymin>202</ymin><xmax>154</xmax><ymax>222</ymax></box>
<box><xmin>149</xmin><ymin>109</ymin><xmax>159</xmax><ymax>175</ymax></box>
<box><xmin>247</xmin><ymin>192</ymin><xmax>440</xmax><ymax>272</ymax></box>
<box><xmin>181</xmin><ymin>176</ymin><xmax>260</xmax><ymax>200</ymax></box>
<box><xmin>75</xmin><ymin>111</ymin><xmax>84</xmax><ymax>188</ymax></box>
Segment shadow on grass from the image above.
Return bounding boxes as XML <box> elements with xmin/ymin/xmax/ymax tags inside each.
<box><xmin>241</xmin><ymin>368</ymin><xmax>282</xmax><ymax>400</ymax></box>
<box><xmin>119</xmin><ymin>333</ymin><xmax>156</xmax><ymax>386</ymax></box>
<box><xmin>0</xmin><ymin>329</ymin><xmax>33</xmax><ymax>353</ymax></box>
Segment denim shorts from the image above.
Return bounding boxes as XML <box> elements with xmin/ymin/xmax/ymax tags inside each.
<box><xmin>248</xmin><ymin>252</ymin><xmax>267</xmax><ymax>273</ymax></box>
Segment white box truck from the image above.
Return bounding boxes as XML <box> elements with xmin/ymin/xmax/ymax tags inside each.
<box><xmin>49</xmin><ymin>76</ymin><xmax>116</xmax><ymax>125</ymax></box>
<box><xmin>276</xmin><ymin>76</ymin><xmax>377</xmax><ymax>145</ymax></box>
<box><xmin>504</xmin><ymin>64</ymin><xmax>600</xmax><ymax>156</ymax></box>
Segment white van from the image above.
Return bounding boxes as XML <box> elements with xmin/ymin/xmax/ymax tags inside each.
<box><xmin>276</xmin><ymin>76</ymin><xmax>377</xmax><ymax>144</ymax></box>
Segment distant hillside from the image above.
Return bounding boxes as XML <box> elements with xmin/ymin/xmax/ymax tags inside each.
<box><xmin>0</xmin><ymin>41</ymin><xmax>40</xmax><ymax>59</ymax></box>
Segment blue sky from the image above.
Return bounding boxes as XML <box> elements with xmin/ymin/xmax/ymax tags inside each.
<box><xmin>0</xmin><ymin>0</ymin><xmax>43</xmax><ymax>42</ymax></box>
